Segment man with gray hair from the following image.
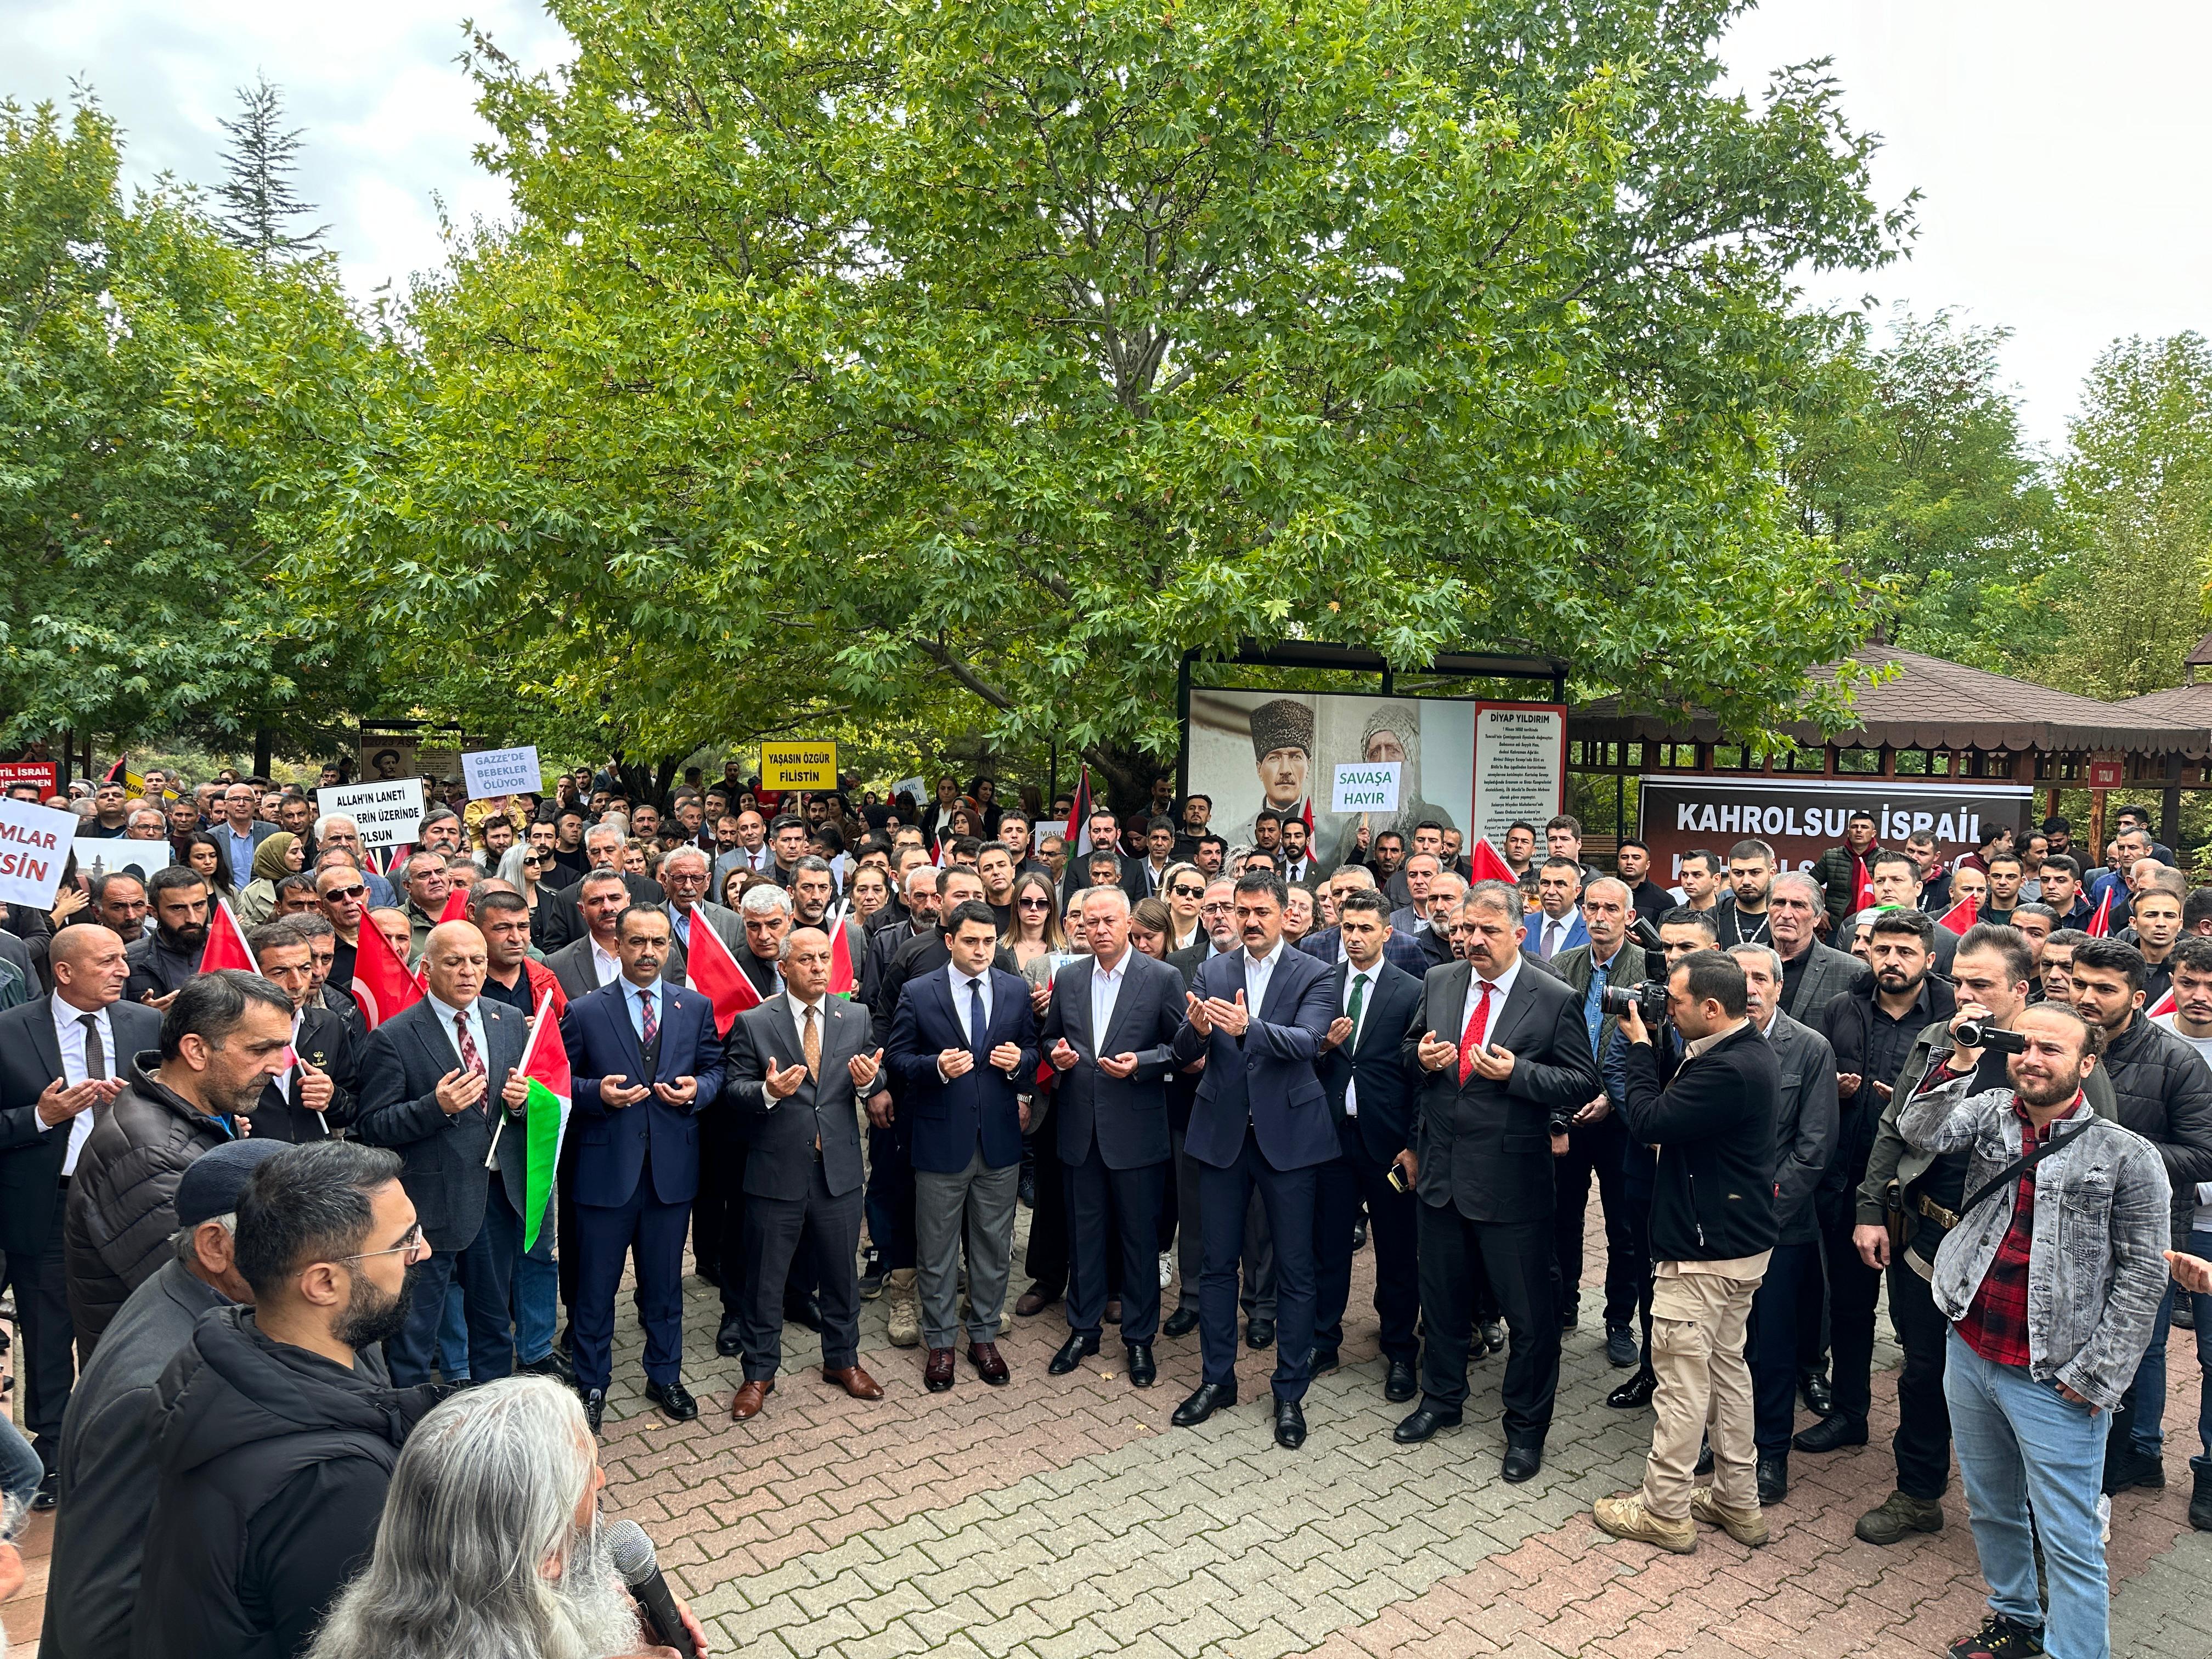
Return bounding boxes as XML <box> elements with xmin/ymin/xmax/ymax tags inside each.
<box><xmin>311</xmin><ymin>817</ymin><xmax>396</xmax><ymax>907</ymax></box>
<box><xmin>655</xmin><ymin>844</ymin><xmax>742</xmax><ymax>986</ymax></box>
<box><xmin>1765</xmin><ymin>870</ymin><xmax>1860</xmax><ymax>1020</ymax></box>
<box><xmin>537</xmin><ymin>821</ymin><xmax>666</xmax><ymax>952</ymax></box>
<box><xmin>306</xmin><ymin>1375</ymin><xmax>708</xmax><ymax>1659</ymax></box>
<box><xmin>1728</xmin><ymin>943</ymin><xmax>1839</xmax><ymax>1505</ymax></box>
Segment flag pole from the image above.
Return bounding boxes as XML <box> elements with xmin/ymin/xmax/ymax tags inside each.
<box><xmin>487</xmin><ymin>988</ymin><xmax>554</xmax><ymax>1169</ymax></box>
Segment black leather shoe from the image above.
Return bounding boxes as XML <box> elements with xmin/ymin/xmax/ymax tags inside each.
<box><xmin>1757</xmin><ymin>1454</ymin><xmax>1788</xmax><ymax>1505</ymax></box>
<box><xmin>1048</xmin><ymin>1331</ymin><xmax>1101</xmax><ymax>1375</ymax></box>
<box><xmin>1306</xmin><ymin>1347</ymin><xmax>1341</xmax><ymax>1376</ymax></box>
<box><xmin>1559</xmin><ymin>1301</ymin><xmax>1579</xmax><ymax>1330</ymax></box>
<box><xmin>716</xmin><ymin>1314</ymin><xmax>744</xmax><ymax>1357</ymax></box>
<box><xmin>1606</xmin><ymin>1369</ymin><xmax>1656</xmax><ymax>1410</ymax></box>
<box><xmin>1392</xmin><ymin>1403</ymin><xmax>1462</xmax><ymax>1443</ymax></box>
<box><xmin>32</xmin><ymin>1466</ymin><xmax>58</xmax><ymax>1511</ymax></box>
<box><xmin>645</xmin><ymin>1379</ymin><xmax>698</xmax><ymax>1422</ymax></box>
<box><xmin>1351</xmin><ymin>1216</ymin><xmax>1368</xmax><ymax>1250</ymax></box>
<box><xmin>1798</xmin><ymin>1368</ymin><xmax>1833</xmax><ymax>1417</ymax></box>
<box><xmin>1501</xmin><ymin>1442</ymin><xmax>1543</xmax><ymax>1483</ymax></box>
<box><xmin>579</xmin><ymin>1388</ymin><xmax>606</xmax><ymax>1435</ymax></box>
<box><xmin>1384</xmin><ymin>1359</ymin><xmax>1419</xmax><ymax>1402</ymax></box>
<box><xmin>1126</xmin><ymin>1341</ymin><xmax>1157</xmax><ymax>1388</ymax></box>
<box><xmin>1162</xmin><ymin>1305</ymin><xmax>1200</xmax><ymax>1338</ymax></box>
<box><xmin>1172</xmin><ymin>1381</ymin><xmax>1237</xmax><ymax>1426</ymax></box>
<box><xmin>1274</xmin><ymin>1397</ymin><xmax>1307</xmax><ymax>1450</ymax></box>
<box><xmin>1245</xmin><ymin>1318</ymin><xmax>1276</xmax><ymax>1350</ymax></box>
<box><xmin>1479</xmin><ymin>1319</ymin><xmax>1504</xmax><ymax>1355</ymax></box>
<box><xmin>1792</xmin><ymin>1413</ymin><xmax>1869</xmax><ymax>1454</ymax></box>
<box><xmin>519</xmin><ymin>1350</ymin><xmax>574</xmax><ymax>1384</ymax></box>
<box><xmin>785</xmin><ymin>1295</ymin><xmax>824</xmax><ymax>1333</ymax></box>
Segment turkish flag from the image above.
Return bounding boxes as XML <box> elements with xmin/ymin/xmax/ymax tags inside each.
<box><xmin>827</xmin><ymin>918</ymin><xmax>857</xmax><ymax>997</ymax></box>
<box><xmin>437</xmin><ymin>885</ymin><xmax>471</xmax><ymax>924</ymax></box>
<box><xmin>2086</xmin><ymin>885</ymin><xmax>2114</xmax><ymax>939</ymax></box>
<box><xmin>352</xmin><ymin>915</ymin><xmax>424</xmax><ymax>1031</ymax></box>
<box><xmin>1936</xmin><ymin>892</ymin><xmax>1980</xmax><ymax>936</ymax></box>
<box><xmin>1468</xmin><ymin>837</ymin><xmax>1517</xmax><ymax>884</ymax></box>
<box><xmin>1851</xmin><ymin>855</ymin><xmax>1875</xmax><ymax>915</ymax></box>
<box><xmin>2147</xmin><ymin>985</ymin><xmax>2177</xmax><ymax>1019</ymax></box>
<box><xmin>684</xmin><ymin>909</ymin><xmax>764</xmax><ymax>1036</ymax></box>
<box><xmin>198</xmin><ymin>899</ymin><xmax>259</xmax><ymax>974</ymax></box>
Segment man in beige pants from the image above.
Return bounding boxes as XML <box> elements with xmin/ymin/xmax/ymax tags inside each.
<box><xmin>1593</xmin><ymin>951</ymin><xmax>1782</xmax><ymax>1553</ymax></box>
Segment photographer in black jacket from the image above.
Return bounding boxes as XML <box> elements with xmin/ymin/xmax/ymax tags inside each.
<box><xmin>1592</xmin><ymin>950</ymin><xmax>1780</xmax><ymax>1556</ymax></box>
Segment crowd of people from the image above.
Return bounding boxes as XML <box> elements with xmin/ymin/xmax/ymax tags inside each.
<box><xmin>4</xmin><ymin>759</ymin><xmax>2212</xmax><ymax>1659</ymax></box>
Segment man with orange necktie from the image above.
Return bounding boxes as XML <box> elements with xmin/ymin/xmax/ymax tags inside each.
<box><xmin>1392</xmin><ymin>881</ymin><xmax>1598</xmax><ymax>1483</ymax></box>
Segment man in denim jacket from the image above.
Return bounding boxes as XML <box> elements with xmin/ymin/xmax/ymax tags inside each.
<box><xmin>1899</xmin><ymin>1001</ymin><xmax>2170</xmax><ymax>1659</ymax></box>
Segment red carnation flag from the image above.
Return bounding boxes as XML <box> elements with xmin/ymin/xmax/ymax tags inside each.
<box><xmin>2086</xmin><ymin>885</ymin><xmax>2114</xmax><ymax>939</ymax></box>
<box><xmin>1936</xmin><ymin>891</ymin><xmax>1980</xmax><ymax>936</ymax></box>
<box><xmin>352</xmin><ymin>916</ymin><xmax>424</xmax><ymax>1030</ymax></box>
<box><xmin>1467</xmin><ymin>836</ymin><xmax>1517</xmax><ymax>884</ymax></box>
<box><xmin>1851</xmin><ymin>855</ymin><xmax>1875</xmax><ymax>916</ymax></box>
<box><xmin>684</xmin><ymin>908</ymin><xmax>763</xmax><ymax>1036</ymax></box>
<box><xmin>827</xmin><ymin>919</ymin><xmax>857</xmax><ymax>998</ymax></box>
<box><xmin>198</xmin><ymin>898</ymin><xmax>259</xmax><ymax>974</ymax></box>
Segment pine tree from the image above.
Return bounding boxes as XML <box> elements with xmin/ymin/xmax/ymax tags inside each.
<box><xmin>214</xmin><ymin>74</ymin><xmax>328</xmax><ymax>258</ymax></box>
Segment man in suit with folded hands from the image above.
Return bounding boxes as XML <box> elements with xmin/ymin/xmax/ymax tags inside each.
<box><xmin>1039</xmin><ymin>885</ymin><xmax>1187</xmax><ymax>1389</ymax></box>
<box><xmin>724</xmin><ymin>926</ymin><xmax>889</xmax><ymax>1420</ymax></box>
<box><xmin>1169</xmin><ymin>871</ymin><xmax>1339</xmax><ymax>1450</ymax></box>
<box><xmin>560</xmin><ymin>905</ymin><xmax>725</xmax><ymax>1432</ymax></box>
<box><xmin>1395</xmin><ymin>879</ymin><xmax>1601</xmax><ymax>1483</ymax></box>
<box><xmin>886</xmin><ymin>900</ymin><xmax>1038</xmax><ymax>1391</ymax></box>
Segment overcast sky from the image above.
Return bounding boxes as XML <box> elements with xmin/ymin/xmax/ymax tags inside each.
<box><xmin>7</xmin><ymin>1</ymin><xmax>2208</xmax><ymax>449</ymax></box>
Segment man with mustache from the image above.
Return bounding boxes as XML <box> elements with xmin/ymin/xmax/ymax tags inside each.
<box><xmin>123</xmin><ymin>867</ymin><xmax>212</xmax><ymax>1008</ymax></box>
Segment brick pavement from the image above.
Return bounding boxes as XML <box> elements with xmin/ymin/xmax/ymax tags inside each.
<box><xmin>7</xmin><ymin>1222</ymin><xmax>2209</xmax><ymax>1656</ymax></box>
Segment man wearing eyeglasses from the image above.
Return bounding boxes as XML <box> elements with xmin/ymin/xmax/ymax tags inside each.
<box><xmin>654</xmin><ymin>846</ymin><xmax>743</xmax><ymax>986</ymax></box>
<box><xmin>311</xmin><ymin>816</ymin><xmax>397</xmax><ymax>907</ymax></box>
<box><xmin>354</xmin><ymin>921</ymin><xmax>532</xmax><ymax>1387</ymax></box>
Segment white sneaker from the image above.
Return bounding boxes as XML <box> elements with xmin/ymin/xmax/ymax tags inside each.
<box><xmin>1159</xmin><ymin>1251</ymin><xmax>1173</xmax><ymax>1289</ymax></box>
<box><xmin>2098</xmin><ymin>1492</ymin><xmax>2112</xmax><ymax>1545</ymax></box>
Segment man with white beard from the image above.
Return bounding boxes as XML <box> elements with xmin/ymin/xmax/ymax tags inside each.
<box><xmin>306</xmin><ymin>1375</ymin><xmax>710</xmax><ymax>1659</ymax></box>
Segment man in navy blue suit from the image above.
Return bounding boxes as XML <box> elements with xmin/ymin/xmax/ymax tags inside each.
<box><xmin>1039</xmin><ymin>885</ymin><xmax>1187</xmax><ymax>1388</ymax></box>
<box><xmin>354</xmin><ymin>919</ymin><xmax>529</xmax><ymax>1387</ymax></box>
<box><xmin>1168</xmin><ymin>871</ymin><xmax>1338</xmax><ymax>1449</ymax></box>
<box><xmin>885</xmin><ymin>900</ymin><xmax>1037</xmax><ymax>1391</ymax></box>
<box><xmin>1312</xmin><ymin>889</ymin><xmax>1427</xmax><ymax>1403</ymax></box>
<box><xmin>560</xmin><ymin>906</ymin><xmax>724</xmax><ymax>1431</ymax></box>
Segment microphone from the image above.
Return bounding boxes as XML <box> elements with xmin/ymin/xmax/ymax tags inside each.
<box><xmin>605</xmin><ymin>1519</ymin><xmax>697</xmax><ymax>1657</ymax></box>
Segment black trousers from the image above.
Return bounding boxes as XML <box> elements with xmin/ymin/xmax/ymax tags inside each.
<box><xmin>1818</xmin><ymin>1209</ymin><xmax>1882</xmax><ymax>1424</ymax></box>
<box><xmin>1066</xmin><ymin>1148</ymin><xmax>1166</xmax><ymax>1342</ymax></box>
<box><xmin>741</xmin><ymin>1164</ymin><xmax>863</xmax><ymax>1379</ymax></box>
<box><xmin>692</xmin><ymin>1117</ymin><xmax>751</xmax><ymax>1318</ymax></box>
<box><xmin>1416</xmin><ymin>1204</ymin><xmax>1558</xmax><ymax>1445</ymax></box>
<box><xmin>1885</xmin><ymin>1256</ymin><xmax>1954</xmax><ymax>1500</ymax></box>
<box><xmin>2</xmin><ymin>1191</ymin><xmax>75</xmax><ymax>1451</ymax></box>
<box><xmin>1553</xmin><ymin>1115</ymin><xmax>1640</xmax><ymax>1327</ymax></box>
<box><xmin>1024</xmin><ymin>1127</ymin><xmax>1069</xmax><ymax>1296</ymax></box>
<box><xmin>1748</xmin><ymin>1240</ymin><xmax>1819</xmax><ymax>1458</ymax></box>
<box><xmin>1313</xmin><ymin>1122</ymin><xmax>1419</xmax><ymax>1363</ymax></box>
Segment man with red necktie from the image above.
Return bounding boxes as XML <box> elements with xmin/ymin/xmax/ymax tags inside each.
<box><xmin>1391</xmin><ymin>879</ymin><xmax>1599</xmax><ymax>1484</ymax></box>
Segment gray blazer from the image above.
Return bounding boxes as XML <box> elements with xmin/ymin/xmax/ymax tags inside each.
<box><xmin>1785</xmin><ymin>941</ymin><xmax>1863</xmax><ymax>1022</ymax></box>
<box><xmin>353</xmin><ymin>996</ymin><xmax>528</xmax><ymax>1251</ymax></box>
<box><xmin>1762</xmin><ymin>1010</ymin><xmax>1840</xmax><ymax>1244</ymax></box>
<box><xmin>725</xmin><ymin>995</ymin><xmax>874</xmax><ymax>1200</ymax></box>
<box><xmin>659</xmin><ymin>898</ymin><xmax>743</xmax><ymax>985</ymax></box>
<box><xmin>1900</xmin><ymin>1072</ymin><xmax>2171</xmax><ymax>1409</ymax></box>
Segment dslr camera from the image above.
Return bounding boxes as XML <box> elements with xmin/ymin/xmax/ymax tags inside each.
<box><xmin>1600</xmin><ymin>979</ymin><xmax>1671</xmax><ymax>1030</ymax></box>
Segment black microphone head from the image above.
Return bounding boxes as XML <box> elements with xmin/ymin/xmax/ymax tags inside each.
<box><xmin>605</xmin><ymin>1518</ymin><xmax>658</xmax><ymax>1587</ymax></box>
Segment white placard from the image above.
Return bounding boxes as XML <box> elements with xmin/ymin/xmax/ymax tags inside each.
<box><xmin>0</xmin><ymin>797</ymin><xmax>81</xmax><ymax>907</ymax></box>
<box><xmin>891</xmin><ymin>776</ymin><xmax>927</xmax><ymax>807</ymax></box>
<box><xmin>317</xmin><ymin>780</ymin><xmax>425</xmax><ymax>849</ymax></box>
<box><xmin>70</xmin><ymin>837</ymin><xmax>163</xmax><ymax>885</ymax></box>
<box><xmin>1331</xmin><ymin>761</ymin><xmax>1401</xmax><ymax>815</ymax></box>
<box><xmin>1470</xmin><ymin>702</ymin><xmax>1567</xmax><ymax>848</ymax></box>
<box><xmin>462</xmin><ymin>745</ymin><xmax>542</xmax><ymax>799</ymax></box>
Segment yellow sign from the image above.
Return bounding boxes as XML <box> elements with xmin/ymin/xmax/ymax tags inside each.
<box><xmin>760</xmin><ymin>741</ymin><xmax>839</xmax><ymax>791</ymax></box>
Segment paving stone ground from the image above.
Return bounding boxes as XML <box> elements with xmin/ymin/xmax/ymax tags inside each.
<box><xmin>6</xmin><ymin>1218</ymin><xmax>2208</xmax><ymax>1655</ymax></box>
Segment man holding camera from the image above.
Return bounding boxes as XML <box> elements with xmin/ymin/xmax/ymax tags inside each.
<box><xmin>1592</xmin><ymin>949</ymin><xmax>1779</xmax><ymax>1554</ymax></box>
<box><xmin>1393</xmin><ymin>881</ymin><xmax>1598</xmax><ymax>1481</ymax></box>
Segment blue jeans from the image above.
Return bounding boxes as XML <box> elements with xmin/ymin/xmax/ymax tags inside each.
<box><xmin>1944</xmin><ymin>1329</ymin><xmax>2114</xmax><ymax>1659</ymax></box>
<box><xmin>438</xmin><ymin>1284</ymin><xmax>470</xmax><ymax>1380</ymax></box>
<box><xmin>2188</xmin><ymin>1226</ymin><xmax>2212</xmax><ymax>1475</ymax></box>
<box><xmin>489</xmin><ymin>1173</ymin><xmax>559</xmax><ymax>1365</ymax></box>
<box><xmin>0</xmin><ymin>1414</ymin><xmax>44</xmax><ymax>1536</ymax></box>
<box><xmin>2123</xmin><ymin>1277</ymin><xmax>2177</xmax><ymax>1458</ymax></box>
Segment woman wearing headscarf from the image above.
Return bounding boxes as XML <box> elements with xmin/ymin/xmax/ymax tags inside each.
<box><xmin>236</xmin><ymin>831</ymin><xmax>304</xmax><ymax>925</ymax></box>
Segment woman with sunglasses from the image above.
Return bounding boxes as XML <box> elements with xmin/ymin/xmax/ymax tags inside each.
<box><xmin>1003</xmin><ymin>870</ymin><xmax>1067</xmax><ymax>976</ymax></box>
<box><xmin>1158</xmin><ymin>861</ymin><xmax>1205</xmax><ymax>952</ymax></box>
<box><xmin>495</xmin><ymin>839</ymin><xmax>552</xmax><ymax>939</ymax></box>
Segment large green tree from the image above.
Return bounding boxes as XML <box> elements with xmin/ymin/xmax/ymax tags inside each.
<box><xmin>303</xmin><ymin>0</ymin><xmax>1906</xmax><ymax>790</ymax></box>
<box><xmin>0</xmin><ymin>94</ymin><xmax>380</xmax><ymax>755</ymax></box>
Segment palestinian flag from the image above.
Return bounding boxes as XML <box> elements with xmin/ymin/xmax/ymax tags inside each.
<box><xmin>828</xmin><ymin>918</ymin><xmax>857</xmax><ymax>998</ymax></box>
<box><xmin>684</xmin><ymin>906</ymin><xmax>763</xmax><ymax>1036</ymax></box>
<box><xmin>102</xmin><ymin>755</ymin><xmax>146</xmax><ymax>794</ymax></box>
<box><xmin>198</xmin><ymin>898</ymin><xmax>259</xmax><ymax>974</ymax></box>
<box><xmin>1067</xmin><ymin>765</ymin><xmax>1095</xmax><ymax>859</ymax></box>
<box><xmin>514</xmin><ymin>990</ymin><xmax>571</xmax><ymax>1252</ymax></box>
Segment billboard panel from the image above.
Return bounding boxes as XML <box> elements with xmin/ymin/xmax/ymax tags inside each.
<box><xmin>1638</xmin><ymin>775</ymin><xmax>2035</xmax><ymax>879</ymax></box>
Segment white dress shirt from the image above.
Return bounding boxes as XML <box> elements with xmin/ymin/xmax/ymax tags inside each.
<box><xmin>48</xmin><ymin>996</ymin><xmax>115</xmax><ymax>1176</ymax></box>
<box><xmin>426</xmin><ymin>992</ymin><xmax>492</xmax><ymax>1075</ymax></box>
<box><xmin>589</xmin><ymin>938</ymin><xmax>623</xmax><ymax>988</ymax></box>
<box><xmin>1458</xmin><ymin>955</ymin><xmax>1522</xmax><ymax>1054</ymax></box>
<box><xmin>1340</xmin><ymin>962</ymin><xmax>1378</xmax><ymax>1118</ymax></box>
<box><xmin>1088</xmin><ymin>950</ymin><xmax>1130</xmax><ymax>1051</ymax></box>
<box><xmin>1242</xmin><ymin>939</ymin><xmax>1286</xmax><ymax>1022</ymax></box>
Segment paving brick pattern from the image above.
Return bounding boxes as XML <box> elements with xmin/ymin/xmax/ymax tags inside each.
<box><xmin>7</xmin><ymin>1222</ymin><xmax>2208</xmax><ymax>1655</ymax></box>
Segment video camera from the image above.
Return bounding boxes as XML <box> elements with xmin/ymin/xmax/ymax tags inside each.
<box><xmin>1953</xmin><ymin>1018</ymin><xmax>2027</xmax><ymax>1056</ymax></box>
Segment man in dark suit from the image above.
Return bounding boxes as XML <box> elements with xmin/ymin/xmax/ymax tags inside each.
<box><xmin>544</xmin><ymin>870</ymin><xmax>632</xmax><ymax>1001</ymax></box>
<box><xmin>1395</xmin><ymin>879</ymin><xmax>1600</xmax><ymax>1482</ymax></box>
<box><xmin>241</xmin><ymin>921</ymin><xmax>359</xmax><ymax>1143</ymax></box>
<box><xmin>1301</xmin><ymin>866</ymin><xmax>1430</xmax><ymax>977</ymax></box>
<box><xmin>1311</xmin><ymin>890</ymin><xmax>1426</xmax><ymax>1401</ymax></box>
<box><xmin>1549</xmin><ymin>878</ymin><xmax>1648</xmax><ymax>1364</ymax></box>
<box><xmin>724</xmin><ymin>926</ymin><xmax>888</xmax><ymax>1420</ymax></box>
<box><xmin>535</xmin><ymin>822</ymin><xmax>665</xmax><ymax>951</ymax></box>
<box><xmin>887</xmin><ymin>900</ymin><xmax>1037</xmax><ymax>1390</ymax></box>
<box><xmin>0</xmin><ymin>925</ymin><xmax>159</xmax><ymax>1505</ymax></box>
<box><xmin>1769</xmin><ymin>871</ymin><xmax>1865</xmax><ymax>1019</ymax></box>
<box><xmin>654</xmin><ymin>845</ymin><xmax>744</xmax><ymax>984</ymax></box>
<box><xmin>353</xmin><ymin>919</ymin><xmax>529</xmax><ymax>1386</ymax></box>
<box><xmin>1167</xmin><ymin>872</ymin><xmax>1338</xmax><ymax>1449</ymax></box>
<box><xmin>1037</xmin><ymin>887</ymin><xmax>1186</xmax><ymax>1386</ymax></box>
<box><xmin>560</xmin><ymin>906</ymin><xmax>724</xmax><ymax>1431</ymax></box>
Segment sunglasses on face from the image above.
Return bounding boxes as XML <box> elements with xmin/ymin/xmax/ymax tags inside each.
<box><xmin>324</xmin><ymin>884</ymin><xmax>366</xmax><ymax>901</ymax></box>
<box><xmin>1170</xmin><ymin>884</ymin><xmax>1203</xmax><ymax>899</ymax></box>
<box><xmin>1018</xmin><ymin>896</ymin><xmax>1051</xmax><ymax>909</ymax></box>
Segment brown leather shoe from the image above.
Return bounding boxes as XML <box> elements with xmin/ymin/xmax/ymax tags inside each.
<box><xmin>924</xmin><ymin>1348</ymin><xmax>956</xmax><ymax>1391</ymax></box>
<box><xmin>730</xmin><ymin>1378</ymin><xmax>775</xmax><ymax>1420</ymax></box>
<box><xmin>823</xmin><ymin>1364</ymin><xmax>885</xmax><ymax>1400</ymax></box>
<box><xmin>1014</xmin><ymin>1285</ymin><xmax>1059</xmax><ymax>1317</ymax></box>
<box><xmin>968</xmin><ymin>1341</ymin><xmax>1011</xmax><ymax>1384</ymax></box>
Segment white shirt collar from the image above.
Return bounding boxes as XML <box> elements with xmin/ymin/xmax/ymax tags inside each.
<box><xmin>786</xmin><ymin>989</ymin><xmax>825</xmax><ymax>1022</ymax></box>
<box><xmin>1473</xmin><ymin>953</ymin><xmax>1522</xmax><ymax>1001</ymax></box>
<box><xmin>1243</xmin><ymin>938</ymin><xmax>1285</xmax><ymax>973</ymax></box>
<box><xmin>426</xmin><ymin>991</ymin><xmax>483</xmax><ymax>1031</ymax></box>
